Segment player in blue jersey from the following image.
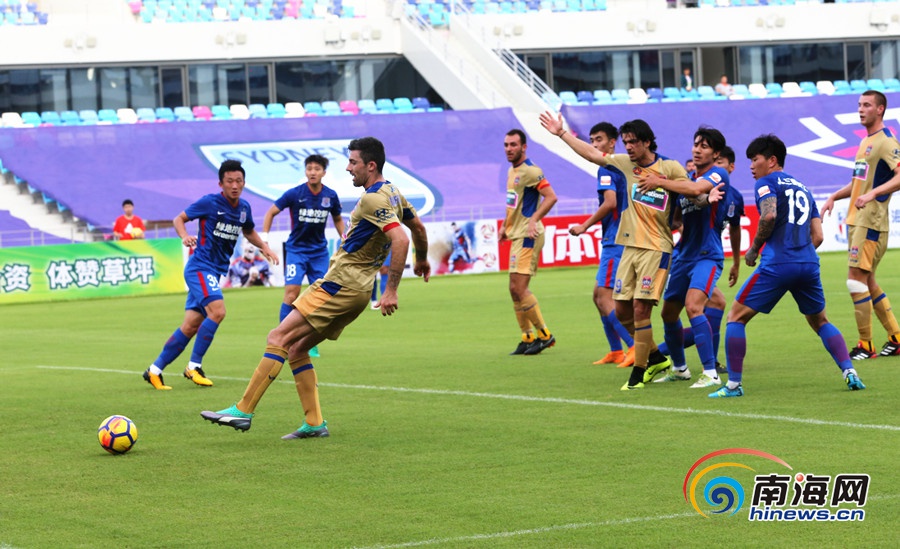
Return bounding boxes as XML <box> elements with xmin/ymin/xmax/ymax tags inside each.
<box><xmin>708</xmin><ymin>134</ymin><xmax>865</xmax><ymax>397</ymax></box>
<box><xmin>261</xmin><ymin>154</ymin><xmax>346</xmax><ymax>357</ymax></box>
<box><xmin>448</xmin><ymin>222</ymin><xmax>473</xmax><ymax>273</ymax></box>
<box><xmin>567</xmin><ymin>122</ymin><xmax>634</xmax><ymax>366</ymax></box>
<box><xmin>658</xmin><ymin>146</ymin><xmax>745</xmax><ymax>375</ymax></box>
<box><xmin>143</xmin><ymin>159</ymin><xmax>278</xmax><ymax>390</ymax></box>
<box><xmin>651</xmin><ymin>127</ymin><xmax>730</xmax><ymax>388</ymax></box>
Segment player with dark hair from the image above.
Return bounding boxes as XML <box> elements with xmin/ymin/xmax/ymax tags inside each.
<box><xmin>201</xmin><ymin>137</ymin><xmax>431</xmax><ymax>438</ymax></box>
<box><xmin>502</xmin><ymin>128</ymin><xmax>559</xmax><ymax>356</ymax></box>
<box><xmin>541</xmin><ymin>113</ymin><xmax>692</xmax><ymax>390</ymax></box>
<box><xmin>822</xmin><ymin>90</ymin><xmax>900</xmax><ymax>359</ymax></box>
<box><xmin>261</xmin><ymin>154</ymin><xmax>345</xmax><ymax>357</ymax></box>
<box><xmin>567</xmin><ymin>121</ymin><xmax>634</xmax><ymax>366</ymax></box>
<box><xmin>652</xmin><ymin>127</ymin><xmax>730</xmax><ymax>388</ymax></box>
<box><xmin>143</xmin><ymin>159</ymin><xmax>278</xmax><ymax>389</ymax></box>
<box><xmin>709</xmin><ymin>134</ymin><xmax>864</xmax><ymax>397</ymax></box>
<box><xmin>113</xmin><ymin>198</ymin><xmax>146</xmax><ymax>240</ymax></box>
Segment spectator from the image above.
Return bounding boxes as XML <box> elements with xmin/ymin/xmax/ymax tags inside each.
<box><xmin>715</xmin><ymin>74</ymin><xmax>733</xmax><ymax>97</ymax></box>
<box><xmin>681</xmin><ymin>67</ymin><xmax>694</xmax><ymax>92</ymax></box>
<box><xmin>227</xmin><ymin>243</ymin><xmax>272</xmax><ymax>287</ymax></box>
<box><xmin>113</xmin><ymin>199</ymin><xmax>146</xmax><ymax>240</ymax></box>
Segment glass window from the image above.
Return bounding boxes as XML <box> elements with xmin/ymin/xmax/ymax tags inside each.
<box><xmin>9</xmin><ymin>69</ymin><xmax>39</xmax><ymax>112</ymax></box>
<box><xmin>161</xmin><ymin>67</ymin><xmax>184</xmax><ymax>108</ymax></box>
<box><xmin>219</xmin><ymin>63</ymin><xmax>246</xmax><ymax>105</ymax></box>
<box><xmin>189</xmin><ymin>64</ymin><xmax>217</xmax><ymax>106</ymax></box>
<box><xmin>871</xmin><ymin>40</ymin><xmax>899</xmax><ymax>80</ymax></box>
<box><xmin>68</xmin><ymin>68</ymin><xmax>97</xmax><ymax>112</ymax></box>
<box><xmin>0</xmin><ymin>71</ymin><xmax>10</xmax><ymax>112</ymax></box>
<box><xmin>738</xmin><ymin>43</ymin><xmax>844</xmax><ymax>84</ymax></box>
<box><xmin>99</xmin><ymin>67</ymin><xmax>128</xmax><ymax>109</ymax></box>
<box><xmin>248</xmin><ymin>64</ymin><xmax>269</xmax><ymax>105</ymax></box>
<box><xmin>846</xmin><ymin>43</ymin><xmax>867</xmax><ymax>81</ymax></box>
<box><xmin>129</xmin><ymin>67</ymin><xmax>158</xmax><ymax>109</ymax></box>
<box><xmin>39</xmin><ymin>69</ymin><xmax>68</xmax><ymax>112</ymax></box>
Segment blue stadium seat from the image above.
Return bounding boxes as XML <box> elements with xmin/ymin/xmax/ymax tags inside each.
<box><xmin>174</xmin><ymin>106</ymin><xmax>195</xmax><ymax>121</ymax></box>
<box><xmin>303</xmin><ymin>101</ymin><xmax>324</xmax><ymax>116</ymax></box>
<box><xmin>136</xmin><ymin>107</ymin><xmax>157</xmax><ymax>122</ymax></box>
<box><xmin>765</xmin><ymin>82</ymin><xmax>784</xmax><ymax>97</ymax></box>
<box><xmin>211</xmin><ymin>104</ymin><xmax>232</xmax><ymax>120</ymax></box>
<box><xmin>98</xmin><ymin>109</ymin><xmax>119</xmax><ymax>123</ymax></box>
<box><xmin>593</xmin><ymin>89</ymin><xmax>612</xmax><ymax>104</ymax></box>
<box><xmin>883</xmin><ymin>78</ymin><xmax>900</xmax><ymax>92</ymax></box>
<box><xmin>155</xmin><ymin>107</ymin><xmax>176</xmax><ymax>122</ymax></box>
<box><xmin>799</xmin><ymin>81</ymin><xmax>818</xmax><ymax>95</ymax></box>
<box><xmin>576</xmin><ymin>90</ymin><xmax>594</xmax><ymax>104</ymax></box>
<box><xmin>393</xmin><ymin>97</ymin><xmax>414</xmax><ymax>112</ymax></box>
<box><xmin>40</xmin><ymin>111</ymin><xmax>61</xmax><ymax>125</ymax></box>
<box><xmin>411</xmin><ymin>97</ymin><xmax>431</xmax><ymax>111</ymax></box>
<box><xmin>865</xmin><ymin>78</ymin><xmax>885</xmax><ymax>92</ymax></box>
<box><xmin>248</xmin><ymin>103</ymin><xmax>268</xmax><ymax>118</ymax></box>
<box><xmin>833</xmin><ymin>80</ymin><xmax>853</xmax><ymax>94</ymax></box>
<box><xmin>60</xmin><ymin>110</ymin><xmax>81</xmax><ymax>125</ymax></box>
<box><xmin>265</xmin><ymin>102</ymin><xmax>286</xmax><ymax>117</ymax></box>
<box><xmin>849</xmin><ymin>79</ymin><xmax>868</xmax><ymax>93</ymax></box>
<box><xmin>646</xmin><ymin>87</ymin><xmax>663</xmax><ymax>102</ymax></box>
<box><xmin>558</xmin><ymin>91</ymin><xmax>579</xmax><ymax>105</ymax></box>
<box><xmin>357</xmin><ymin>99</ymin><xmax>378</xmax><ymax>114</ymax></box>
<box><xmin>321</xmin><ymin>100</ymin><xmax>342</xmax><ymax>115</ymax></box>
<box><xmin>375</xmin><ymin>98</ymin><xmax>395</xmax><ymax>113</ymax></box>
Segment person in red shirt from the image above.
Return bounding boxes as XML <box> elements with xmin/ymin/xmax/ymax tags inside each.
<box><xmin>113</xmin><ymin>199</ymin><xmax>146</xmax><ymax>240</ymax></box>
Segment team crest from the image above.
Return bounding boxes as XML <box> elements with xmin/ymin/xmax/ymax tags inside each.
<box><xmin>865</xmin><ymin>145</ymin><xmax>872</xmax><ymax>156</ymax></box>
<box><xmin>632</xmin><ymin>167</ymin><xmax>642</xmax><ymax>176</ymax></box>
<box><xmin>850</xmin><ymin>246</ymin><xmax>859</xmax><ymax>259</ymax></box>
<box><xmin>641</xmin><ymin>276</ymin><xmax>652</xmax><ymax>289</ymax></box>
<box><xmin>240</xmin><ymin>210</ymin><xmax>247</xmax><ymax>223</ymax></box>
<box><xmin>321</xmin><ymin>197</ymin><xmax>331</xmax><ymax>208</ymax></box>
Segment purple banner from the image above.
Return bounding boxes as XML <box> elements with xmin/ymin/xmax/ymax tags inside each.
<box><xmin>561</xmin><ymin>92</ymin><xmax>900</xmax><ymax>198</ymax></box>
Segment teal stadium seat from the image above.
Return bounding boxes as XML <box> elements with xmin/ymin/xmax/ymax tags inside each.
<box><xmin>248</xmin><ymin>104</ymin><xmax>268</xmax><ymax>118</ymax></box>
<box><xmin>833</xmin><ymin>80</ymin><xmax>853</xmax><ymax>94</ymax></box>
<box><xmin>79</xmin><ymin>109</ymin><xmax>99</xmax><ymax>124</ymax></box>
<box><xmin>60</xmin><ymin>111</ymin><xmax>81</xmax><ymax>125</ymax></box>
<box><xmin>375</xmin><ymin>98</ymin><xmax>395</xmax><ymax>113</ymax></box>
<box><xmin>136</xmin><ymin>107</ymin><xmax>157</xmax><ymax>122</ymax></box>
<box><xmin>884</xmin><ymin>78</ymin><xmax>900</xmax><ymax>92</ymax></box>
<box><xmin>593</xmin><ymin>90</ymin><xmax>613</xmax><ymax>104</ymax></box>
<box><xmin>98</xmin><ymin>109</ymin><xmax>119</xmax><ymax>123</ymax></box>
<box><xmin>765</xmin><ymin>82</ymin><xmax>783</xmax><ymax>97</ymax></box>
<box><xmin>610</xmin><ymin>88</ymin><xmax>629</xmax><ymax>103</ymax></box>
<box><xmin>321</xmin><ymin>101</ymin><xmax>342</xmax><ymax>115</ymax></box>
<box><xmin>850</xmin><ymin>79</ymin><xmax>868</xmax><ymax>93</ymax></box>
<box><xmin>303</xmin><ymin>101</ymin><xmax>324</xmax><ymax>116</ymax></box>
<box><xmin>697</xmin><ymin>85</ymin><xmax>717</xmax><ymax>100</ymax></box>
<box><xmin>155</xmin><ymin>107</ymin><xmax>176</xmax><ymax>122</ymax></box>
<box><xmin>730</xmin><ymin>84</ymin><xmax>751</xmax><ymax>99</ymax></box>
<box><xmin>211</xmin><ymin>104</ymin><xmax>231</xmax><ymax>120</ymax></box>
<box><xmin>266</xmin><ymin>103</ymin><xmax>286</xmax><ymax>117</ymax></box>
<box><xmin>662</xmin><ymin>87</ymin><xmax>681</xmax><ymax>102</ymax></box>
<box><xmin>865</xmin><ymin>78</ymin><xmax>885</xmax><ymax>92</ymax></box>
<box><xmin>40</xmin><ymin>111</ymin><xmax>61</xmax><ymax>125</ymax></box>
<box><xmin>799</xmin><ymin>81</ymin><xmax>818</xmax><ymax>95</ymax></box>
<box><xmin>393</xmin><ymin>97</ymin><xmax>414</xmax><ymax>113</ymax></box>
<box><xmin>174</xmin><ymin>106</ymin><xmax>195</xmax><ymax>121</ymax></box>
<box><xmin>558</xmin><ymin>91</ymin><xmax>579</xmax><ymax>105</ymax></box>
<box><xmin>357</xmin><ymin>99</ymin><xmax>378</xmax><ymax>114</ymax></box>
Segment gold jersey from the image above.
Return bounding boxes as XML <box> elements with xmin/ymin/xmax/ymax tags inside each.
<box><xmin>846</xmin><ymin>128</ymin><xmax>900</xmax><ymax>231</ymax></box>
<box><xmin>607</xmin><ymin>154</ymin><xmax>688</xmax><ymax>252</ymax></box>
<box><xmin>504</xmin><ymin>159</ymin><xmax>550</xmax><ymax>239</ymax></box>
<box><xmin>323</xmin><ymin>181</ymin><xmax>416</xmax><ymax>292</ymax></box>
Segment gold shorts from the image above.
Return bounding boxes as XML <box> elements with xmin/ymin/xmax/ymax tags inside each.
<box><xmin>847</xmin><ymin>225</ymin><xmax>888</xmax><ymax>273</ymax></box>
<box><xmin>509</xmin><ymin>233</ymin><xmax>545</xmax><ymax>276</ymax></box>
<box><xmin>614</xmin><ymin>247</ymin><xmax>671</xmax><ymax>302</ymax></box>
<box><xmin>293</xmin><ymin>280</ymin><xmax>371</xmax><ymax>340</ymax></box>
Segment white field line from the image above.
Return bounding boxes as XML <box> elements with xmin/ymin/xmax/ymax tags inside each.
<box><xmin>35</xmin><ymin>365</ymin><xmax>900</xmax><ymax>432</ymax></box>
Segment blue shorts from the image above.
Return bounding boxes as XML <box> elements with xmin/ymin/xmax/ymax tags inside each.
<box><xmin>285</xmin><ymin>249</ymin><xmax>329</xmax><ymax>286</ymax></box>
<box><xmin>663</xmin><ymin>257</ymin><xmax>722</xmax><ymax>302</ymax></box>
<box><xmin>184</xmin><ymin>269</ymin><xmax>224</xmax><ymax>314</ymax></box>
<box><xmin>735</xmin><ymin>262</ymin><xmax>825</xmax><ymax>315</ymax></box>
<box><xmin>596</xmin><ymin>245</ymin><xmax>624</xmax><ymax>289</ymax></box>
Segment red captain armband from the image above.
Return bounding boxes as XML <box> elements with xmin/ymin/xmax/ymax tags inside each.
<box><xmin>382</xmin><ymin>221</ymin><xmax>400</xmax><ymax>232</ymax></box>
<box><xmin>536</xmin><ymin>179</ymin><xmax>551</xmax><ymax>190</ymax></box>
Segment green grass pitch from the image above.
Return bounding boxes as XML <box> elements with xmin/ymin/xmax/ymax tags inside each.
<box><xmin>0</xmin><ymin>252</ymin><xmax>898</xmax><ymax>548</ymax></box>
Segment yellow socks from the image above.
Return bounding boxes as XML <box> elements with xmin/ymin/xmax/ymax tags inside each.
<box><xmin>237</xmin><ymin>345</ymin><xmax>287</xmax><ymax>414</ymax></box>
<box><xmin>292</xmin><ymin>364</ymin><xmax>323</xmax><ymax>427</ymax></box>
<box><xmin>521</xmin><ymin>294</ymin><xmax>551</xmax><ymax>339</ymax></box>
<box><xmin>873</xmin><ymin>292</ymin><xmax>900</xmax><ymax>341</ymax></box>
<box><xmin>633</xmin><ymin>319</ymin><xmax>654</xmax><ymax>369</ymax></box>
<box><xmin>852</xmin><ymin>291</ymin><xmax>873</xmax><ymax>343</ymax></box>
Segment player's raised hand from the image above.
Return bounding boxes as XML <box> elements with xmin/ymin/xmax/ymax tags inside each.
<box><xmin>539</xmin><ymin>111</ymin><xmax>565</xmax><ymax>137</ymax></box>
<box><xmin>708</xmin><ymin>182</ymin><xmax>725</xmax><ymax>204</ymax></box>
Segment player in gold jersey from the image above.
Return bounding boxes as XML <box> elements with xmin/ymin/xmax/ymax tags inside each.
<box><xmin>201</xmin><ymin>137</ymin><xmax>431</xmax><ymax>438</ymax></box>
<box><xmin>822</xmin><ymin>90</ymin><xmax>900</xmax><ymax>359</ymax></box>
<box><xmin>541</xmin><ymin>113</ymin><xmax>704</xmax><ymax>390</ymax></box>
<box><xmin>502</xmin><ymin>129</ymin><xmax>559</xmax><ymax>355</ymax></box>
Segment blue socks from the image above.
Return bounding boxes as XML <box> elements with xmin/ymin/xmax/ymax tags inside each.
<box><xmin>663</xmin><ymin>320</ymin><xmax>687</xmax><ymax>368</ymax></box>
<box><xmin>725</xmin><ymin>322</ymin><xmax>746</xmax><ymax>384</ymax></box>
<box><xmin>280</xmin><ymin>302</ymin><xmax>293</xmax><ymax>322</ymax></box>
<box><xmin>818</xmin><ymin>322</ymin><xmax>853</xmax><ymax>372</ymax></box>
<box><xmin>190</xmin><ymin>318</ymin><xmax>219</xmax><ymax>364</ymax></box>
<box><xmin>690</xmin><ymin>315</ymin><xmax>716</xmax><ymax>372</ymax></box>
<box><xmin>153</xmin><ymin>328</ymin><xmax>190</xmax><ymax>370</ymax></box>
<box><xmin>601</xmin><ymin>315</ymin><xmax>624</xmax><ymax>352</ymax></box>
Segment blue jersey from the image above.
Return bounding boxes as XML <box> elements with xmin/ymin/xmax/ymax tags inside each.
<box><xmin>596</xmin><ymin>165</ymin><xmax>628</xmax><ymax>248</ymax></box>
<box><xmin>754</xmin><ymin>171</ymin><xmax>820</xmax><ymax>265</ymax></box>
<box><xmin>676</xmin><ymin>165</ymin><xmax>729</xmax><ymax>261</ymax></box>
<box><xmin>274</xmin><ymin>183</ymin><xmax>342</xmax><ymax>256</ymax></box>
<box><xmin>184</xmin><ymin>193</ymin><xmax>254</xmax><ymax>276</ymax></box>
<box><xmin>720</xmin><ymin>184</ymin><xmax>745</xmax><ymax>228</ymax></box>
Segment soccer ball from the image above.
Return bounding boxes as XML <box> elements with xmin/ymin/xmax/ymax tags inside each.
<box><xmin>98</xmin><ymin>415</ymin><xmax>138</xmax><ymax>455</ymax></box>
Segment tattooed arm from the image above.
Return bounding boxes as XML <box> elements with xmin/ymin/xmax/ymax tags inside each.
<box><xmin>745</xmin><ymin>195</ymin><xmax>776</xmax><ymax>267</ymax></box>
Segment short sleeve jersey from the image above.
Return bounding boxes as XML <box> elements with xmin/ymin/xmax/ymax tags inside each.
<box><xmin>676</xmin><ymin>165</ymin><xmax>730</xmax><ymax>261</ymax></box>
<box><xmin>607</xmin><ymin>154</ymin><xmax>687</xmax><ymax>253</ymax></box>
<box><xmin>274</xmin><ymin>182</ymin><xmax>342</xmax><ymax>256</ymax></box>
<box><xmin>323</xmin><ymin>180</ymin><xmax>416</xmax><ymax>292</ymax></box>
<box><xmin>846</xmin><ymin>127</ymin><xmax>900</xmax><ymax>231</ymax></box>
<box><xmin>721</xmin><ymin>185</ymin><xmax>745</xmax><ymax>228</ymax></box>
<box><xmin>754</xmin><ymin>171</ymin><xmax>820</xmax><ymax>265</ymax></box>
<box><xmin>113</xmin><ymin>215</ymin><xmax>146</xmax><ymax>240</ymax></box>
<box><xmin>184</xmin><ymin>193</ymin><xmax>255</xmax><ymax>276</ymax></box>
<box><xmin>505</xmin><ymin>159</ymin><xmax>550</xmax><ymax>239</ymax></box>
<box><xmin>596</xmin><ymin>165</ymin><xmax>628</xmax><ymax>248</ymax></box>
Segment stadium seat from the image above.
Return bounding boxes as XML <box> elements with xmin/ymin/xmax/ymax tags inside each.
<box><xmin>357</xmin><ymin>99</ymin><xmax>377</xmax><ymax>114</ymax></box>
<box><xmin>230</xmin><ymin>104</ymin><xmax>251</xmax><ymax>119</ymax></box>
<box><xmin>248</xmin><ymin>103</ymin><xmax>268</xmax><ymax>118</ymax></box>
<box><xmin>780</xmin><ymin>82</ymin><xmax>804</xmax><ymax>97</ymax></box>
<box><xmin>21</xmin><ymin>111</ymin><xmax>42</xmax><ymax>126</ymax></box>
<box><xmin>117</xmin><ymin>108</ymin><xmax>138</xmax><ymax>123</ymax></box>
<box><xmin>662</xmin><ymin>87</ymin><xmax>681</xmax><ymax>102</ymax></box>
<box><xmin>375</xmin><ymin>98</ymin><xmax>395</xmax><ymax>113</ymax></box>
<box><xmin>339</xmin><ymin>99</ymin><xmax>360</xmax><ymax>115</ymax></box>
<box><xmin>681</xmin><ymin>88</ymin><xmax>700</xmax><ymax>101</ymax></box>
<box><xmin>1</xmin><ymin>112</ymin><xmax>25</xmax><ymax>128</ymax></box>
<box><xmin>303</xmin><ymin>101</ymin><xmax>324</xmax><ymax>116</ymax></box>
<box><xmin>748</xmin><ymin>83</ymin><xmax>768</xmax><ymax>99</ymax></box>
<box><xmin>79</xmin><ymin>109</ymin><xmax>99</xmax><ymax>124</ymax></box>
<box><xmin>816</xmin><ymin>80</ymin><xmax>836</xmax><ymax>95</ymax></box>
<box><xmin>731</xmin><ymin>84</ymin><xmax>752</xmax><ymax>99</ymax></box>
<box><xmin>210</xmin><ymin>104</ymin><xmax>231</xmax><ymax>120</ymax></box>
<box><xmin>192</xmin><ymin>105</ymin><xmax>212</xmax><ymax>120</ymax></box>
<box><xmin>849</xmin><ymin>79</ymin><xmax>867</xmax><ymax>93</ymax></box>
<box><xmin>832</xmin><ymin>80</ymin><xmax>853</xmax><ymax>94</ymax></box>
<box><xmin>645</xmin><ymin>87</ymin><xmax>663</xmax><ymax>102</ymax></box>
<box><xmin>610</xmin><ymin>88</ymin><xmax>629</xmax><ymax>103</ymax></box>
<box><xmin>593</xmin><ymin>89</ymin><xmax>613</xmax><ymax>104</ymax></box>
<box><xmin>410</xmin><ymin>97</ymin><xmax>430</xmax><ymax>111</ymax></box>
<box><xmin>284</xmin><ymin>102</ymin><xmax>305</xmax><ymax>117</ymax></box>
<box><xmin>155</xmin><ymin>107</ymin><xmax>176</xmax><ymax>122</ymax></box>
<box><xmin>174</xmin><ymin>106</ymin><xmax>195</xmax><ymax>121</ymax></box>
<box><xmin>40</xmin><ymin>111</ymin><xmax>61</xmax><ymax>125</ymax></box>
<box><xmin>266</xmin><ymin>102</ymin><xmax>287</xmax><ymax>117</ymax></box>
<box><xmin>866</xmin><ymin>78</ymin><xmax>886</xmax><ymax>92</ymax></box>
<box><xmin>576</xmin><ymin>90</ymin><xmax>595</xmax><ymax>104</ymax></box>
<box><xmin>393</xmin><ymin>97</ymin><xmax>414</xmax><ymax>112</ymax></box>
<box><xmin>136</xmin><ymin>107</ymin><xmax>157</xmax><ymax>122</ymax></box>
<box><xmin>799</xmin><ymin>81</ymin><xmax>818</xmax><ymax>95</ymax></box>
<box><xmin>697</xmin><ymin>85</ymin><xmax>717</xmax><ymax>100</ymax></box>
<box><xmin>558</xmin><ymin>91</ymin><xmax>579</xmax><ymax>106</ymax></box>
<box><xmin>60</xmin><ymin>110</ymin><xmax>81</xmax><ymax>125</ymax></box>
<box><xmin>765</xmin><ymin>82</ymin><xmax>783</xmax><ymax>97</ymax></box>
<box><xmin>884</xmin><ymin>78</ymin><xmax>900</xmax><ymax>92</ymax></box>
<box><xmin>627</xmin><ymin>88</ymin><xmax>648</xmax><ymax>104</ymax></box>
<box><xmin>321</xmin><ymin>100</ymin><xmax>342</xmax><ymax>115</ymax></box>
<box><xmin>98</xmin><ymin>109</ymin><xmax>120</xmax><ymax>123</ymax></box>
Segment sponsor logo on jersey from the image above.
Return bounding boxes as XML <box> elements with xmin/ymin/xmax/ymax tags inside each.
<box><xmin>757</xmin><ymin>185</ymin><xmax>771</xmax><ymax>198</ymax></box>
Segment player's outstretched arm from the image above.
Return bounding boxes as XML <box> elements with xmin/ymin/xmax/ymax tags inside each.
<box><xmin>822</xmin><ymin>182</ymin><xmax>853</xmax><ymax>216</ymax></box>
<box><xmin>745</xmin><ymin>195</ymin><xmax>776</xmax><ymax>267</ymax></box>
<box><xmin>261</xmin><ymin>204</ymin><xmax>281</xmax><ymax>235</ymax></box>
<box><xmin>378</xmin><ymin>227</ymin><xmax>411</xmax><ymax>316</ymax></box>
<box><xmin>173</xmin><ymin>211</ymin><xmax>197</xmax><ymax>248</ymax></box>
<box><xmin>403</xmin><ymin>216</ymin><xmax>431</xmax><ymax>282</ymax></box>
<box><xmin>538</xmin><ymin>111</ymin><xmax>609</xmax><ymax>166</ymax></box>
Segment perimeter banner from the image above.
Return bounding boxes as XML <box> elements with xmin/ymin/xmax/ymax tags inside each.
<box><xmin>0</xmin><ymin>238</ymin><xmax>184</xmax><ymax>304</ymax></box>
